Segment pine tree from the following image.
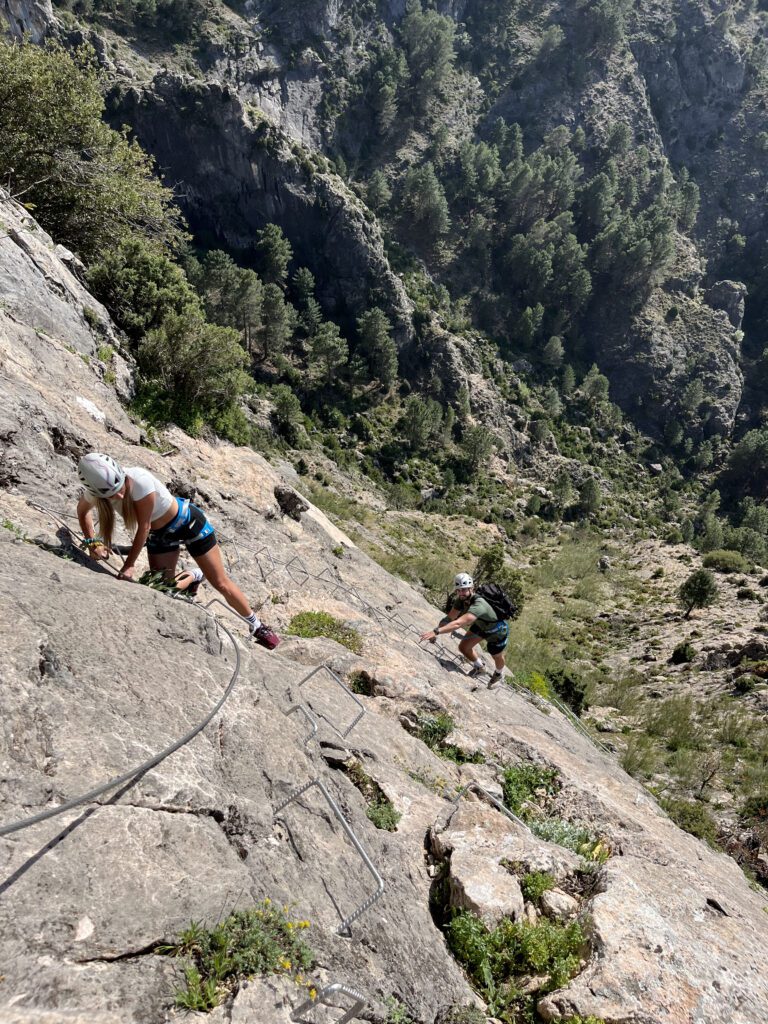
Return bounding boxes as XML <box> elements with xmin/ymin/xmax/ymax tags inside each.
<box><xmin>401</xmin><ymin>162</ymin><xmax>450</xmax><ymax>245</ymax></box>
<box><xmin>256</xmin><ymin>223</ymin><xmax>293</xmax><ymax>285</ymax></box>
<box><xmin>309</xmin><ymin>322</ymin><xmax>349</xmax><ymax>385</ymax></box>
<box><xmin>367</xmin><ymin>170</ymin><xmax>392</xmax><ymax>213</ymax></box>
<box><xmin>292</xmin><ymin>267</ymin><xmax>316</xmax><ymax>308</ymax></box>
<box><xmin>679</xmin><ymin>569</ymin><xmax>718</xmax><ymax>619</ymax></box>
<box><xmin>259</xmin><ymin>283</ymin><xmax>294</xmax><ymax>361</ymax></box>
<box><xmin>358</xmin><ymin>308</ymin><xmax>398</xmax><ymax>388</ymax></box>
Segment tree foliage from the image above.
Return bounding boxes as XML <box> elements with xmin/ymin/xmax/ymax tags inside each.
<box><xmin>0</xmin><ymin>39</ymin><xmax>184</xmax><ymax>262</ymax></box>
<box><xmin>137</xmin><ymin>311</ymin><xmax>250</xmax><ymax>430</ymax></box>
<box><xmin>678</xmin><ymin>569</ymin><xmax>718</xmax><ymax>618</ymax></box>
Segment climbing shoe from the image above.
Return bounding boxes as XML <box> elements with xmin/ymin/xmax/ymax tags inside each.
<box><xmin>488</xmin><ymin>670</ymin><xmax>503</xmax><ymax>689</ymax></box>
<box><xmin>468</xmin><ymin>663</ymin><xmax>487</xmax><ymax>679</ymax></box>
<box><xmin>251</xmin><ymin>623</ymin><xmax>281</xmax><ymax>650</ymax></box>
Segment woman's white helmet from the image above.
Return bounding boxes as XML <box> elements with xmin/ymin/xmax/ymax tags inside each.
<box><xmin>454</xmin><ymin>572</ymin><xmax>474</xmax><ymax>589</ymax></box>
<box><xmin>78</xmin><ymin>453</ymin><xmax>125</xmax><ymax>498</ymax></box>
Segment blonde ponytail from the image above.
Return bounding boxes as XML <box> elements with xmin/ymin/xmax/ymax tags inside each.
<box><xmin>95</xmin><ymin>480</ymin><xmax>137</xmax><ymax>550</ymax></box>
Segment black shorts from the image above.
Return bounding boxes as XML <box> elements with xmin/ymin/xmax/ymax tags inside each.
<box><xmin>146</xmin><ymin>501</ymin><xmax>217</xmax><ymax>557</ymax></box>
<box><xmin>468</xmin><ymin>619</ymin><xmax>509</xmax><ymax>655</ymax></box>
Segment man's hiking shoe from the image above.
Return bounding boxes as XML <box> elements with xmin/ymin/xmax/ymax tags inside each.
<box><xmin>488</xmin><ymin>670</ymin><xmax>503</xmax><ymax>689</ymax></box>
<box><xmin>468</xmin><ymin>663</ymin><xmax>486</xmax><ymax>679</ymax></box>
<box><xmin>251</xmin><ymin>623</ymin><xmax>281</xmax><ymax>650</ymax></box>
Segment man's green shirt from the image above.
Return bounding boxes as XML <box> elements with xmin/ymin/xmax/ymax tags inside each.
<box><xmin>451</xmin><ymin>594</ymin><xmax>498</xmax><ymax>631</ymax></box>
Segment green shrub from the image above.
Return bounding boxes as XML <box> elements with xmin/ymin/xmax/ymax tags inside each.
<box><xmin>345</xmin><ymin>760</ymin><xmax>401</xmax><ymax>831</ymax></box>
<box><xmin>520</xmin><ymin>670</ymin><xmax>551</xmax><ymax>699</ymax></box>
<box><xmin>446</xmin><ymin>911</ymin><xmax>585</xmax><ymax>1016</ymax></box>
<box><xmin>520</xmin><ymin>870</ymin><xmax>556</xmax><ymax>903</ymax></box>
<box><xmin>734</xmin><ymin>674</ymin><xmax>759</xmax><ymax>695</ymax></box>
<box><xmin>702</xmin><ymin>549</ymin><xmax>749</xmax><ymax>573</ymax></box>
<box><xmin>621</xmin><ymin>734</ymin><xmax>658</xmax><ymax>778</ymax></box>
<box><xmin>501</xmin><ymin>762</ymin><xmax>560</xmax><ymax>815</ymax></box>
<box><xmin>159</xmin><ymin>901</ymin><xmax>313</xmax><ymax>1010</ymax></box>
<box><xmin>414</xmin><ymin>712</ymin><xmax>485</xmax><ymax>764</ymax></box>
<box><xmin>737</xmin><ymin>587</ymin><xmax>760</xmax><ymax>602</ymax></box>
<box><xmin>385</xmin><ymin>997</ymin><xmax>416</xmax><ymax>1024</ymax></box>
<box><xmin>661</xmin><ymin>797</ymin><xmax>719</xmax><ymax>845</ymax></box>
<box><xmin>527</xmin><ymin>817</ymin><xmax>607</xmax><ymax>860</ymax></box>
<box><xmin>678</xmin><ymin>568</ymin><xmax>718</xmax><ymax>618</ymax></box>
<box><xmin>286</xmin><ymin>611</ymin><xmax>363</xmax><ymax>654</ymax></box>
<box><xmin>671</xmin><ymin>641</ymin><xmax>695</xmax><ymax>664</ymax></box>
<box><xmin>546</xmin><ymin>665</ymin><xmax>590</xmax><ymax>717</ymax></box>
<box><xmin>439</xmin><ymin>1007</ymin><xmax>486</xmax><ymax>1024</ymax></box>
<box><xmin>367</xmin><ymin>798</ymin><xmax>402</xmax><ymax>831</ymax></box>
<box><xmin>563</xmin><ymin>1017</ymin><xmax>608</xmax><ymax>1024</ymax></box>
<box><xmin>415</xmin><ymin>711</ymin><xmax>455</xmax><ymax>749</ymax></box>
<box><xmin>87</xmin><ymin>235</ymin><xmax>198</xmax><ymax>342</ymax></box>
<box><xmin>646</xmin><ymin>695</ymin><xmax>702</xmax><ymax>751</ymax></box>
<box><xmin>741</xmin><ymin>791</ymin><xmax>768</xmax><ymax>826</ymax></box>
<box><xmin>347</xmin><ymin>670</ymin><xmax>375</xmax><ymax>696</ymax></box>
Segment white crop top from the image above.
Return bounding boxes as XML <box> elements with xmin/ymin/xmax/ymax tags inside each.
<box><xmin>84</xmin><ymin>466</ymin><xmax>174</xmax><ymax>524</ymax></box>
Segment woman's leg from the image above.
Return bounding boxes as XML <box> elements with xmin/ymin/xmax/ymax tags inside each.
<box><xmin>148</xmin><ymin>549</ymin><xmax>181</xmax><ymax>580</ymax></box>
<box><xmin>191</xmin><ymin>542</ymin><xmax>252</xmax><ymax>618</ymax></box>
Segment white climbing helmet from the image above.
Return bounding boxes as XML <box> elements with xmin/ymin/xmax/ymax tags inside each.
<box><xmin>454</xmin><ymin>572</ymin><xmax>474</xmax><ymax>589</ymax></box>
<box><xmin>78</xmin><ymin>452</ymin><xmax>125</xmax><ymax>498</ymax></box>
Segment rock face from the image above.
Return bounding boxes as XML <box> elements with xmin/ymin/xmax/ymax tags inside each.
<box><xmin>0</xmin><ymin>0</ymin><xmax>52</xmax><ymax>41</ymax></box>
<box><xmin>596</xmin><ymin>287</ymin><xmax>744</xmax><ymax>439</ymax></box>
<box><xmin>1</xmin><ymin>197</ymin><xmax>768</xmax><ymax>1023</ymax></box>
<box><xmin>107</xmin><ymin>75</ymin><xmax>413</xmax><ymax>345</ymax></box>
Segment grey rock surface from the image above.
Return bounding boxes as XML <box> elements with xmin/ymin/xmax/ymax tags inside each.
<box><xmin>0</xmin><ymin>0</ymin><xmax>52</xmax><ymax>40</ymax></box>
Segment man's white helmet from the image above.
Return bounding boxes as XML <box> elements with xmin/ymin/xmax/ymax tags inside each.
<box><xmin>454</xmin><ymin>572</ymin><xmax>474</xmax><ymax>589</ymax></box>
<box><xmin>78</xmin><ymin>453</ymin><xmax>125</xmax><ymax>498</ymax></box>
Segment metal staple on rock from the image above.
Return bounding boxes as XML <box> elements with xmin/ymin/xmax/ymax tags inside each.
<box><xmin>456</xmin><ymin>781</ymin><xmax>529</xmax><ymax>831</ymax></box>
<box><xmin>273</xmin><ymin>777</ymin><xmax>385</xmax><ymax>936</ymax></box>
<box><xmin>285</xmin><ymin>703</ymin><xmax>319</xmax><ymax>748</ymax></box>
<box><xmin>291</xmin><ymin>982</ymin><xmax>368</xmax><ymax>1024</ymax></box>
<box><xmin>296</xmin><ymin>665</ymin><xmax>365</xmax><ymax>739</ymax></box>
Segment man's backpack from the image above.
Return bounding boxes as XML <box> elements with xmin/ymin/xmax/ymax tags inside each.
<box><xmin>476</xmin><ymin>582</ymin><xmax>518</xmax><ymax>621</ymax></box>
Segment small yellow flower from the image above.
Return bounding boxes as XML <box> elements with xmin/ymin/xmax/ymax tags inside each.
<box><xmin>281</xmin><ymin>959</ymin><xmax>292</xmax><ymax>970</ymax></box>
<box><xmin>309</xmin><ymin>988</ymin><xmax>317</xmax><ymax>1000</ymax></box>
<box><xmin>286</xmin><ymin>922</ymin><xmax>294</xmax><ymax>930</ymax></box>
<box><xmin>299</xmin><ymin>920</ymin><xmax>310</xmax><ymax>929</ymax></box>
<box><xmin>264</xmin><ymin>897</ymin><xmax>271</xmax><ymax>905</ymax></box>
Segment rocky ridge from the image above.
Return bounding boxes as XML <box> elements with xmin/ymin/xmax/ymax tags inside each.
<box><xmin>1</xmin><ymin>186</ymin><xmax>768</xmax><ymax>1024</ymax></box>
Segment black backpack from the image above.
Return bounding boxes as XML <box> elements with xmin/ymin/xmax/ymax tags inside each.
<box><xmin>476</xmin><ymin>582</ymin><xmax>517</xmax><ymax>621</ymax></box>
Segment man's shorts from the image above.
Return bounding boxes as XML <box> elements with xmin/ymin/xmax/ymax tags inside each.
<box><xmin>468</xmin><ymin>619</ymin><xmax>509</xmax><ymax>655</ymax></box>
<box><xmin>146</xmin><ymin>499</ymin><xmax>217</xmax><ymax>557</ymax></box>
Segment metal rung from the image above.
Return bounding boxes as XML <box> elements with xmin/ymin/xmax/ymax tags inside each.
<box><xmin>315</xmin><ymin>567</ymin><xmax>344</xmax><ymax>596</ymax></box>
<box><xmin>218</xmin><ymin>534</ymin><xmax>242</xmax><ymax>571</ymax></box>
<box><xmin>297</xmin><ymin>665</ymin><xmax>365</xmax><ymax>739</ymax></box>
<box><xmin>459</xmin><ymin>781</ymin><xmax>528</xmax><ymax>830</ymax></box>
<box><xmin>286</xmin><ymin>555</ymin><xmax>311</xmax><ymax>585</ymax></box>
<box><xmin>285</xmin><ymin>704</ymin><xmax>319</xmax><ymax>748</ymax></box>
<box><xmin>254</xmin><ymin>546</ymin><xmax>281</xmax><ymax>581</ymax></box>
<box><xmin>291</xmin><ymin>982</ymin><xmax>367</xmax><ymax>1024</ymax></box>
<box><xmin>274</xmin><ymin>778</ymin><xmax>384</xmax><ymax>936</ymax></box>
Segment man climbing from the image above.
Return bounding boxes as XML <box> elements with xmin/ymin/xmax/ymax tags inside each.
<box><xmin>420</xmin><ymin>572</ymin><xmax>509</xmax><ymax>688</ymax></box>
